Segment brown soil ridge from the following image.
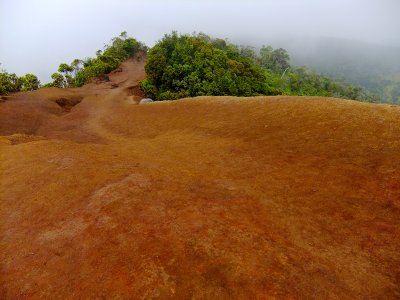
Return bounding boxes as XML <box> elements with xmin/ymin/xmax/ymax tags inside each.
<box><xmin>1</xmin><ymin>56</ymin><xmax>400</xmax><ymax>299</ymax></box>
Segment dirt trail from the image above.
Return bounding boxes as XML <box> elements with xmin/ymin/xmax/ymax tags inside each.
<box><xmin>1</xmin><ymin>57</ymin><xmax>400</xmax><ymax>299</ymax></box>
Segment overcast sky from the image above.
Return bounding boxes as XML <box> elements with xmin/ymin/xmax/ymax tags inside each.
<box><xmin>1</xmin><ymin>0</ymin><xmax>399</xmax><ymax>82</ymax></box>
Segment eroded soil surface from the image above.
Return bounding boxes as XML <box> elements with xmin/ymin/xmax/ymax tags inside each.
<box><xmin>1</xmin><ymin>56</ymin><xmax>400</xmax><ymax>299</ymax></box>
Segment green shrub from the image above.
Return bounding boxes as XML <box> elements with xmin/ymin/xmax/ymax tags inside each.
<box><xmin>142</xmin><ymin>32</ymin><xmax>271</xmax><ymax>100</ymax></box>
<box><xmin>0</xmin><ymin>71</ymin><xmax>20</xmax><ymax>95</ymax></box>
<box><xmin>19</xmin><ymin>74</ymin><xmax>40</xmax><ymax>91</ymax></box>
<box><xmin>0</xmin><ymin>70</ymin><xmax>40</xmax><ymax>95</ymax></box>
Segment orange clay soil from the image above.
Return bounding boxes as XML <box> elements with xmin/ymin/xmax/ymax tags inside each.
<box><xmin>1</xmin><ymin>56</ymin><xmax>400</xmax><ymax>299</ymax></box>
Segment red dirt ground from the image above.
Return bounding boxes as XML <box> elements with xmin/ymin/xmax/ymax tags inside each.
<box><xmin>1</xmin><ymin>56</ymin><xmax>400</xmax><ymax>299</ymax></box>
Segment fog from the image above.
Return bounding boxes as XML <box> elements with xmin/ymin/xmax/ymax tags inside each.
<box><xmin>1</xmin><ymin>0</ymin><xmax>399</xmax><ymax>82</ymax></box>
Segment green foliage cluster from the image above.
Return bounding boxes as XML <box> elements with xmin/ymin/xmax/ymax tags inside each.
<box><xmin>264</xmin><ymin>67</ymin><xmax>379</xmax><ymax>102</ymax></box>
<box><xmin>259</xmin><ymin>45</ymin><xmax>291</xmax><ymax>73</ymax></box>
<box><xmin>0</xmin><ymin>67</ymin><xmax>40</xmax><ymax>95</ymax></box>
<box><xmin>45</xmin><ymin>32</ymin><xmax>148</xmax><ymax>88</ymax></box>
<box><xmin>0</xmin><ymin>71</ymin><xmax>20</xmax><ymax>95</ymax></box>
<box><xmin>140</xmin><ymin>32</ymin><xmax>272</xmax><ymax>100</ymax></box>
<box><xmin>19</xmin><ymin>74</ymin><xmax>40</xmax><ymax>91</ymax></box>
<box><xmin>253</xmin><ymin>44</ymin><xmax>378</xmax><ymax>102</ymax></box>
<box><xmin>141</xmin><ymin>32</ymin><xmax>379</xmax><ymax>102</ymax></box>
<box><xmin>248</xmin><ymin>45</ymin><xmax>377</xmax><ymax>101</ymax></box>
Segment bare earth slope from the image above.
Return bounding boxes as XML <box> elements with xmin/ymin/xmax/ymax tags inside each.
<box><xmin>1</xmin><ymin>57</ymin><xmax>400</xmax><ymax>299</ymax></box>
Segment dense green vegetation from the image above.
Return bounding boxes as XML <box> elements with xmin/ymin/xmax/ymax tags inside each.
<box><xmin>0</xmin><ymin>67</ymin><xmax>40</xmax><ymax>95</ymax></box>
<box><xmin>44</xmin><ymin>32</ymin><xmax>148</xmax><ymax>88</ymax></box>
<box><xmin>140</xmin><ymin>32</ymin><xmax>270</xmax><ymax>100</ymax></box>
<box><xmin>141</xmin><ymin>32</ymin><xmax>379</xmax><ymax>102</ymax></box>
<box><xmin>276</xmin><ymin>36</ymin><xmax>400</xmax><ymax>103</ymax></box>
<box><xmin>263</xmin><ymin>65</ymin><xmax>378</xmax><ymax>101</ymax></box>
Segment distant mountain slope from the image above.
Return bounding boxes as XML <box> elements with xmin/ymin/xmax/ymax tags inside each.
<box><xmin>263</xmin><ymin>36</ymin><xmax>400</xmax><ymax>103</ymax></box>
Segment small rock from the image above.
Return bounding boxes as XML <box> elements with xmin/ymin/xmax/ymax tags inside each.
<box><xmin>139</xmin><ymin>98</ymin><xmax>154</xmax><ymax>104</ymax></box>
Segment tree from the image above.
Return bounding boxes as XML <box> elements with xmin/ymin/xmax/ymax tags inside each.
<box><xmin>50</xmin><ymin>72</ymin><xmax>65</xmax><ymax>88</ymax></box>
<box><xmin>70</xmin><ymin>59</ymin><xmax>83</xmax><ymax>76</ymax></box>
<box><xmin>57</xmin><ymin>63</ymin><xmax>74</xmax><ymax>87</ymax></box>
<box><xmin>259</xmin><ymin>45</ymin><xmax>274</xmax><ymax>69</ymax></box>
<box><xmin>141</xmin><ymin>32</ymin><xmax>271</xmax><ymax>100</ymax></box>
<box><xmin>120</xmin><ymin>31</ymin><xmax>127</xmax><ymax>39</ymax></box>
<box><xmin>239</xmin><ymin>46</ymin><xmax>258</xmax><ymax>62</ymax></box>
<box><xmin>0</xmin><ymin>69</ymin><xmax>20</xmax><ymax>95</ymax></box>
<box><xmin>271</xmin><ymin>48</ymin><xmax>290</xmax><ymax>73</ymax></box>
<box><xmin>58</xmin><ymin>63</ymin><xmax>73</xmax><ymax>74</ymax></box>
<box><xmin>260</xmin><ymin>46</ymin><xmax>290</xmax><ymax>73</ymax></box>
<box><xmin>19</xmin><ymin>74</ymin><xmax>40</xmax><ymax>91</ymax></box>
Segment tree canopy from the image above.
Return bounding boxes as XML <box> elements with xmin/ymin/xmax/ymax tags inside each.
<box><xmin>140</xmin><ymin>32</ymin><xmax>274</xmax><ymax>100</ymax></box>
<box><xmin>19</xmin><ymin>74</ymin><xmax>40</xmax><ymax>91</ymax></box>
<box><xmin>0</xmin><ymin>66</ymin><xmax>40</xmax><ymax>95</ymax></box>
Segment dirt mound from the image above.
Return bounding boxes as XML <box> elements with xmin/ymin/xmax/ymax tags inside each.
<box><xmin>1</xmin><ymin>57</ymin><xmax>400</xmax><ymax>299</ymax></box>
<box><xmin>0</xmin><ymin>56</ymin><xmax>145</xmax><ymax>142</ymax></box>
